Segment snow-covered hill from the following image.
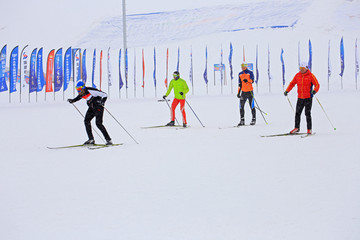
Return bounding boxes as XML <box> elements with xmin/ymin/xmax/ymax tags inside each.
<box><xmin>78</xmin><ymin>1</ymin><xmax>307</xmax><ymax>48</ymax></box>
<box><xmin>78</xmin><ymin>0</ymin><xmax>360</xmax><ymax>49</ymax></box>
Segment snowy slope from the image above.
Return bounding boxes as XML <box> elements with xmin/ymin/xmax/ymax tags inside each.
<box><xmin>78</xmin><ymin>1</ymin><xmax>308</xmax><ymax>48</ymax></box>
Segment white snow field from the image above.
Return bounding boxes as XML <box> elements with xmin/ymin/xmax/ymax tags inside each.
<box><xmin>0</xmin><ymin>0</ymin><xmax>360</xmax><ymax>239</ymax></box>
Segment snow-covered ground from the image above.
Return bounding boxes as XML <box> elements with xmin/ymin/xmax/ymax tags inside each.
<box><xmin>1</xmin><ymin>90</ymin><xmax>360</xmax><ymax>240</ymax></box>
<box><xmin>0</xmin><ymin>0</ymin><xmax>360</xmax><ymax>239</ymax></box>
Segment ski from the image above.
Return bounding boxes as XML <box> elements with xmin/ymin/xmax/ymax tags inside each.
<box><xmin>88</xmin><ymin>143</ymin><xmax>123</xmax><ymax>150</ymax></box>
<box><xmin>301</xmin><ymin>132</ymin><xmax>316</xmax><ymax>138</ymax></box>
<box><xmin>176</xmin><ymin>125</ymin><xmax>190</xmax><ymax>130</ymax></box>
<box><xmin>260</xmin><ymin>132</ymin><xmax>307</xmax><ymax>137</ymax></box>
<box><xmin>141</xmin><ymin>125</ymin><xmax>183</xmax><ymax>129</ymax></box>
<box><xmin>47</xmin><ymin>144</ymin><xmax>90</xmax><ymax>149</ymax></box>
<box><xmin>47</xmin><ymin>143</ymin><xmax>123</xmax><ymax>150</ymax></box>
<box><xmin>219</xmin><ymin>125</ymin><xmax>254</xmax><ymax>129</ymax></box>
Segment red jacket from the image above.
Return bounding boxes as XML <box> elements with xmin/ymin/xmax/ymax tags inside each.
<box><xmin>286</xmin><ymin>70</ymin><xmax>320</xmax><ymax>99</ymax></box>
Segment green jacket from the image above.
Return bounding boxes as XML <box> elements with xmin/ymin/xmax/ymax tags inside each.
<box><xmin>165</xmin><ymin>78</ymin><xmax>189</xmax><ymax>99</ymax></box>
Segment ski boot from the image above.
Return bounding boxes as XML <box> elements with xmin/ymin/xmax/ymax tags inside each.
<box><xmin>289</xmin><ymin>128</ymin><xmax>299</xmax><ymax>134</ymax></box>
<box><xmin>166</xmin><ymin>121</ymin><xmax>175</xmax><ymax>126</ymax></box>
<box><xmin>106</xmin><ymin>139</ymin><xmax>113</xmax><ymax>145</ymax></box>
<box><xmin>307</xmin><ymin>129</ymin><xmax>312</xmax><ymax>135</ymax></box>
<box><xmin>250</xmin><ymin>118</ymin><xmax>256</xmax><ymax>126</ymax></box>
<box><xmin>84</xmin><ymin>139</ymin><xmax>95</xmax><ymax>145</ymax></box>
<box><xmin>183</xmin><ymin>123</ymin><xmax>187</xmax><ymax>128</ymax></box>
<box><xmin>237</xmin><ymin>119</ymin><xmax>245</xmax><ymax>127</ymax></box>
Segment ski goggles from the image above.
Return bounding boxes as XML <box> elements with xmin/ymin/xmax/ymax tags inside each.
<box><xmin>173</xmin><ymin>73</ymin><xmax>179</xmax><ymax>78</ymax></box>
<box><xmin>76</xmin><ymin>85</ymin><xmax>85</xmax><ymax>92</ymax></box>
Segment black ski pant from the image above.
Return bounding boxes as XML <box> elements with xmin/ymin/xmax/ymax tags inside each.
<box><xmin>84</xmin><ymin>106</ymin><xmax>111</xmax><ymax>141</ymax></box>
<box><xmin>295</xmin><ymin>98</ymin><xmax>313</xmax><ymax>130</ymax></box>
<box><xmin>240</xmin><ymin>91</ymin><xmax>256</xmax><ymax>120</ymax></box>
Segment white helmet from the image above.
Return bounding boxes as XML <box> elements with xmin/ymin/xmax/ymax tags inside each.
<box><xmin>299</xmin><ymin>62</ymin><xmax>308</xmax><ymax>69</ymax></box>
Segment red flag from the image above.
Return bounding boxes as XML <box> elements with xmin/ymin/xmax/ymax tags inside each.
<box><xmin>45</xmin><ymin>49</ymin><xmax>55</xmax><ymax>92</ymax></box>
<box><xmin>243</xmin><ymin>46</ymin><xmax>246</xmax><ymax>62</ymax></box>
<box><xmin>142</xmin><ymin>49</ymin><xmax>145</xmax><ymax>88</ymax></box>
<box><xmin>100</xmin><ymin>50</ymin><xmax>103</xmax><ymax>90</ymax></box>
<box><xmin>165</xmin><ymin>48</ymin><xmax>169</xmax><ymax>88</ymax></box>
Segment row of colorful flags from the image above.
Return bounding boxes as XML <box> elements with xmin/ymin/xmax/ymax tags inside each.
<box><xmin>0</xmin><ymin>37</ymin><xmax>358</xmax><ymax>102</ymax></box>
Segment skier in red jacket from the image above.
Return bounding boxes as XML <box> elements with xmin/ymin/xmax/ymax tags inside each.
<box><xmin>284</xmin><ymin>62</ymin><xmax>320</xmax><ymax>134</ymax></box>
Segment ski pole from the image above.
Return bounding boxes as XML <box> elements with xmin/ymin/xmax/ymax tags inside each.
<box><xmin>315</xmin><ymin>96</ymin><xmax>336</xmax><ymax>130</ymax></box>
<box><xmin>250</xmin><ymin>91</ymin><xmax>268</xmax><ymax>125</ymax></box>
<box><xmin>185</xmin><ymin>99</ymin><xmax>205</xmax><ymax>127</ymax></box>
<box><xmin>163</xmin><ymin>97</ymin><xmax>180</xmax><ymax>125</ymax></box>
<box><xmin>104</xmin><ymin>107</ymin><xmax>139</xmax><ymax>144</ymax></box>
<box><xmin>70</xmin><ymin>103</ymin><xmax>105</xmax><ymax>143</ymax></box>
<box><xmin>255</xmin><ymin>106</ymin><xmax>267</xmax><ymax>115</ymax></box>
<box><xmin>286</xmin><ymin>96</ymin><xmax>295</xmax><ymax>113</ymax></box>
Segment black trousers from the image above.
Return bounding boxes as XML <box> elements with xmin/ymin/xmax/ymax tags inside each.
<box><xmin>240</xmin><ymin>91</ymin><xmax>256</xmax><ymax>120</ymax></box>
<box><xmin>295</xmin><ymin>98</ymin><xmax>313</xmax><ymax>130</ymax></box>
<box><xmin>84</xmin><ymin>106</ymin><xmax>111</xmax><ymax>141</ymax></box>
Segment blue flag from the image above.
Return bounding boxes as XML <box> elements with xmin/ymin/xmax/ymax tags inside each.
<box><xmin>134</xmin><ymin>49</ymin><xmax>136</xmax><ymax>93</ymax></box>
<box><xmin>189</xmin><ymin>48</ymin><xmax>193</xmax><ymax>86</ymax></box>
<box><xmin>298</xmin><ymin>41</ymin><xmax>301</xmax><ymax>68</ymax></box>
<box><xmin>63</xmin><ymin>47</ymin><xmax>72</xmax><ymax>92</ymax></box>
<box><xmin>29</xmin><ymin>48</ymin><xmax>37</xmax><ymax>93</ymax></box>
<box><xmin>54</xmin><ymin>48</ymin><xmax>63</xmax><ymax>92</ymax></box>
<box><xmin>153</xmin><ymin>48</ymin><xmax>156</xmax><ymax>87</ymax></box>
<box><xmin>10</xmin><ymin>46</ymin><xmax>19</xmax><ymax>93</ymax></box>
<box><xmin>340</xmin><ymin>37</ymin><xmax>345</xmax><ymax>77</ymax></box>
<box><xmin>72</xmin><ymin>48</ymin><xmax>81</xmax><ymax>83</ymax></box>
<box><xmin>0</xmin><ymin>45</ymin><xmax>7</xmax><ymax>92</ymax></box>
<box><xmin>91</xmin><ymin>49</ymin><xmax>96</xmax><ymax>88</ymax></box>
<box><xmin>221</xmin><ymin>46</ymin><xmax>224</xmax><ymax>85</ymax></box>
<box><xmin>36</xmin><ymin>48</ymin><xmax>45</xmax><ymax>92</ymax></box>
<box><xmin>229</xmin><ymin>43</ymin><xmax>233</xmax><ymax>80</ymax></box>
<box><xmin>356</xmin><ymin>39</ymin><xmax>359</xmax><ymax>88</ymax></box>
<box><xmin>203</xmin><ymin>46</ymin><xmax>208</xmax><ymax>84</ymax></box>
<box><xmin>328</xmin><ymin>41</ymin><xmax>331</xmax><ymax>80</ymax></box>
<box><xmin>119</xmin><ymin>49</ymin><xmax>123</xmax><ymax>89</ymax></box>
<box><xmin>268</xmin><ymin>45</ymin><xmax>271</xmax><ymax>85</ymax></box>
<box><xmin>256</xmin><ymin>44</ymin><xmax>259</xmax><ymax>85</ymax></box>
<box><xmin>125</xmin><ymin>49</ymin><xmax>128</xmax><ymax>89</ymax></box>
<box><xmin>281</xmin><ymin>48</ymin><xmax>285</xmax><ymax>86</ymax></box>
<box><xmin>82</xmin><ymin>49</ymin><xmax>87</xmax><ymax>83</ymax></box>
<box><xmin>308</xmin><ymin>39</ymin><xmax>312</xmax><ymax>72</ymax></box>
<box><xmin>177</xmin><ymin>47</ymin><xmax>180</xmax><ymax>72</ymax></box>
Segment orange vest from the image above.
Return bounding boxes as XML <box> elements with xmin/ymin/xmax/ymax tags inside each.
<box><xmin>238</xmin><ymin>69</ymin><xmax>254</xmax><ymax>92</ymax></box>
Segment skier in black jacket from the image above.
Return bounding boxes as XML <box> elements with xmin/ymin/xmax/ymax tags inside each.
<box><xmin>68</xmin><ymin>81</ymin><xmax>112</xmax><ymax>145</ymax></box>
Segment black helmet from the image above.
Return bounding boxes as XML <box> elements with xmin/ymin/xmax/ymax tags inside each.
<box><xmin>173</xmin><ymin>71</ymin><xmax>180</xmax><ymax>80</ymax></box>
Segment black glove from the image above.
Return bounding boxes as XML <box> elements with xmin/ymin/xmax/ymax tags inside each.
<box><xmin>162</xmin><ymin>95</ymin><xmax>167</xmax><ymax>99</ymax></box>
<box><xmin>284</xmin><ymin>91</ymin><xmax>288</xmax><ymax>96</ymax></box>
<box><xmin>68</xmin><ymin>99</ymin><xmax>74</xmax><ymax>104</ymax></box>
<box><xmin>243</xmin><ymin>79</ymin><xmax>248</xmax><ymax>83</ymax></box>
<box><xmin>237</xmin><ymin>92</ymin><xmax>241</xmax><ymax>98</ymax></box>
<box><xmin>312</xmin><ymin>90</ymin><xmax>316</xmax><ymax>95</ymax></box>
<box><xmin>179</xmin><ymin>92</ymin><xmax>184</xmax><ymax>96</ymax></box>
